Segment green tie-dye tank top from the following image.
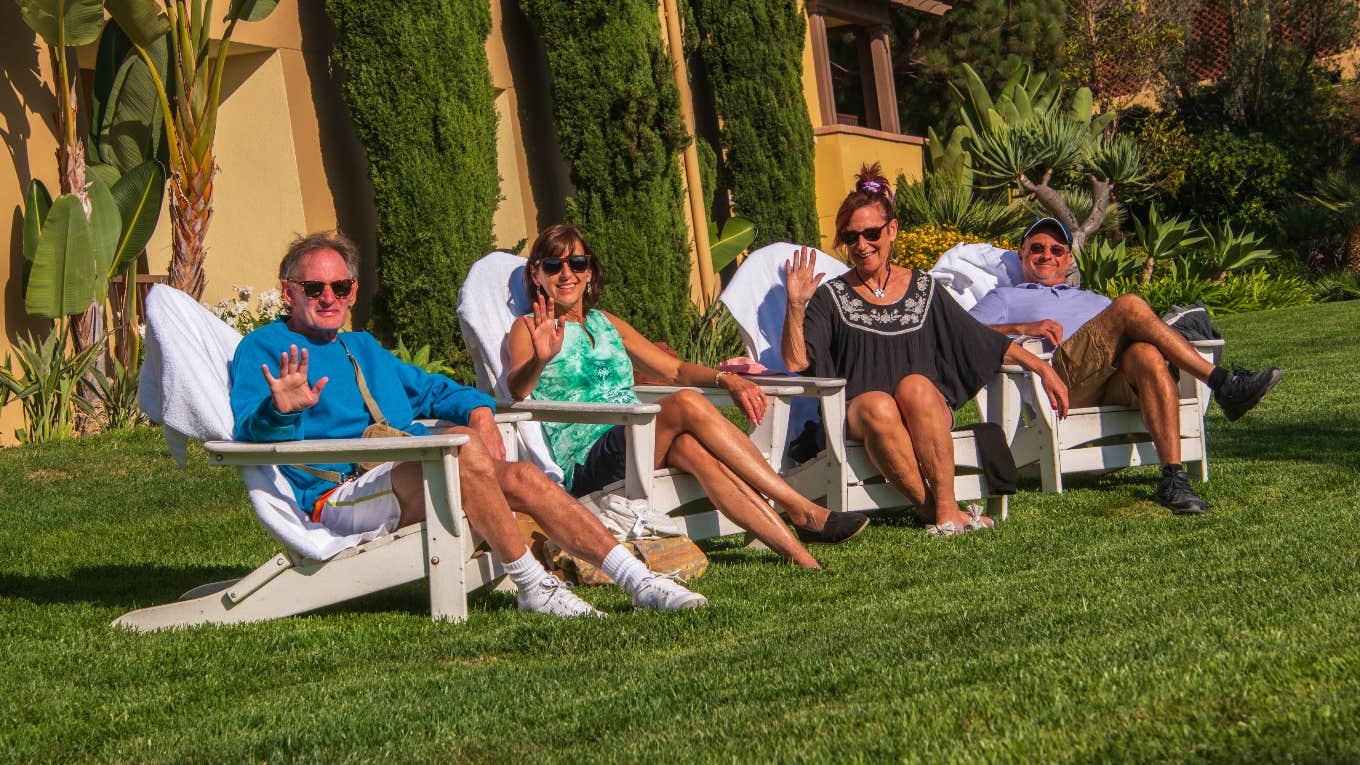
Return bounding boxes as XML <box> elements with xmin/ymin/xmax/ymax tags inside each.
<box><xmin>532</xmin><ymin>309</ymin><xmax>640</xmax><ymax>486</ymax></box>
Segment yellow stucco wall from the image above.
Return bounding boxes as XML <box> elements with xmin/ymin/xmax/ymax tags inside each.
<box><xmin>811</xmin><ymin>129</ymin><xmax>924</xmax><ymax>252</ymax></box>
<box><xmin>0</xmin><ymin>1</ymin><xmax>363</xmax><ymax>443</ymax></box>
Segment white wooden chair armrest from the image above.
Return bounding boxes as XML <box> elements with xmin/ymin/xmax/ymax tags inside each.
<box><xmin>497</xmin><ymin>398</ymin><xmax>662</xmax><ymax>425</ymax></box>
<box><xmin>632</xmin><ymin>383</ymin><xmax>806</xmax><ymax>403</ymax></box>
<box><xmin>204</xmin><ymin>434</ymin><xmax>470</xmax><ymax>467</ymax></box>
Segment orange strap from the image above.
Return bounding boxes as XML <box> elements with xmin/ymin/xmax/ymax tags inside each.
<box><xmin>311</xmin><ymin>485</ymin><xmax>342</xmax><ymax>523</ymax></box>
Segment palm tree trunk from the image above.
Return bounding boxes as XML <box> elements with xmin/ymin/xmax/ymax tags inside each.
<box><xmin>167</xmin><ymin>154</ymin><xmax>215</xmax><ymax>300</ymax></box>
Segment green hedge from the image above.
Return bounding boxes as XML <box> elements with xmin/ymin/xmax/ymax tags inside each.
<box><xmin>324</xmin><ymin>0</ymin><xmax>498</xmax><ymax>373</ymax></box>
<box><xmin>520</xmin><ymin>0</ymin><xmax>693</xmax><ymax>343</ymax></box>
<box><xmin>691</xmin><ymin>0</ymin><xmax>818</xmax><ymax>247</ymax></box>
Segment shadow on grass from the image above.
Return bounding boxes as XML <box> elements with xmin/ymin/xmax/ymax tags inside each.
<box><xmin>1</xmin><ymin>565</ymin><xmax>521</xmax><ymax>620</ymax></box>
<box><xmin>0</xmin><ymin>564</ymin><xmax>250</xmax><ymax>608</ymax></box>
<box><xmin>1207</xmin><ymin>417</ymin><xmax>1360</xmax><ymax>468</ymax></box>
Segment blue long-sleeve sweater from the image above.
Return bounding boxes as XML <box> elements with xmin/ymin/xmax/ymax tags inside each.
<box><xmin>229</xmin><ymin>318</ymin><xmax>495</xmax><ymax>510</ymax></box>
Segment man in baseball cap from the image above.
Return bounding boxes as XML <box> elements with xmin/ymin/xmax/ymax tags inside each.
<box><xmin>968</xmin><ymin>218</ymin><xmax>1282</xmax><ymax>515</ymax></box>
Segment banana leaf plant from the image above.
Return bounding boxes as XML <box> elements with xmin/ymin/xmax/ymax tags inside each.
<box><xmin>708</xmin><ymin>216</ymin><xmax>756</xmax><ymax>276</ymax></box>
<box><xmin>104</xmin><ymin>0</ymin><xmax>281</xmax><ymax>300</ymax></box>
<box><xmin>12</xmin><ymin>1</ymin><xmax>168</xmax><ymax>359</ymax></box>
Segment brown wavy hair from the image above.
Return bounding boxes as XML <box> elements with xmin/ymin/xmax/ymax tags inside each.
<box><xmin>524</xmin><ymin>224</ymin><xmax>604</xmax><ymax>311</ymax></box>
<box><xmin>832</xmin><ymin>163</ymin><xmax>895</xmax><ymax>253</ymax></box>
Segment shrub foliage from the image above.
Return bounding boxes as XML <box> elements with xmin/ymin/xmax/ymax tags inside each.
<box><xmin>520</xmin><ymin>0</ymin><xmax>694</xmax><ymax>342</ymax></box>
<box><xmin>325</xmin><ymin>0</ymin><xmax>498</xmax><ymax>370</ymax></box>
<box><xmin>690</xmin><ymin>0</ymin><xmax>818</xmax><ymax>247</ymax></box>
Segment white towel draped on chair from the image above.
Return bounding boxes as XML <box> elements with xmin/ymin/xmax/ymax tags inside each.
<box><xmin>455</xmin><ymin>251</ymin><xmax>565</xmax><ymax>483</ymax></box>
<box><xmin>928</xmin><ymin>242</ymin><xmax>1024</xmax><ymax>311</ymax></box>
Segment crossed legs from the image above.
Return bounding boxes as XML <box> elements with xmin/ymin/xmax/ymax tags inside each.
<box><xmin>848</xmin><ymin>375</ymin><xmax>978</xmax><ymax>528</ymax></box>
<box><xmin>1072</xmin><ymin>294</ymin><xmax>1201</xmax><ymax>466</ymax></box>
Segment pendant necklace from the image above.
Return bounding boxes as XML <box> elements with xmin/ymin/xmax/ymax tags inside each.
<box><xmin>856</xmin><ymin>261</ymin><xmax>891</xmax><ymax>298</ymax></box>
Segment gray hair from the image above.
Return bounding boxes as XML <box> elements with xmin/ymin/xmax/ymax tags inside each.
<box><xmin>279</xmin><ymin>231</ymin><xmax>360</xmax><ymax>280</ymax></box>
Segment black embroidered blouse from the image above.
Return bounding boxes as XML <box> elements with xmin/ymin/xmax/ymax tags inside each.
<box><xmin>802</xmin><ymin>270</ymin><xmax>1012</xmax><ymax>408</ymax></box>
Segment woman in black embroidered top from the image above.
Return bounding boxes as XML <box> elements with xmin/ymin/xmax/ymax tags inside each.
<box><xmin>781</xmin><ymin>164</ymin><xmax>1069</xmax><ymax>534</ymax></box>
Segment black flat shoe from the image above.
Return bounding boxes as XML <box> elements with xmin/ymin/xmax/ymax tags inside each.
<box><xmin>795</xmin><ymin>511</ymin><xmax>870</xmax><ymax>545</ymax></box>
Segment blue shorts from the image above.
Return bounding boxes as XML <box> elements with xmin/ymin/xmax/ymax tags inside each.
<box><xmin>568</xmin><ymin>425</ymin><xmax>628</xmax><ymax>497</ymax></box>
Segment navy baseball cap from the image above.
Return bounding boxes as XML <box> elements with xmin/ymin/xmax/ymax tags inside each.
<box><xmin>1021</xmin><ymin>217</ymin><xmax>1072</xmax><ymax>246</ymax></box>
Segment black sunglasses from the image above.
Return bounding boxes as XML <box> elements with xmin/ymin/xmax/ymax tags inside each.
<box><xmin>539</xmin><ymin>255</ymin><xmax>590</xmax><ymax>276</ymax></box>
<box><xmin>288</xmin><ymin>279</ymin><xmax>355</xmax><ymax>299</ymax></box>
<box><xmin>1026</xmin><ymin>242</ymin><xmax>1070</xmax><ymax>256</ymax></box>
<box><xmin>838</xmin><ymin>225</ymin><xmax>887</xmax><ymax>246</ymax></box>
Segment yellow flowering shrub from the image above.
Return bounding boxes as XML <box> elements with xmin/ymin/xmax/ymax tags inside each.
<box><xmin>892</xmin><ymin>224</ymin><xmax>1014</xmax><ymax>270</ymax></box>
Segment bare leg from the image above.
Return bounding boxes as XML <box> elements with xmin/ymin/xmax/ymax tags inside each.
<box><xmin>847</xmin><ymin>390</ymin><xmax>935</xmax><ymax>523</ymax></box>
<box><xmin>893</xmin><ymin>375</ymin><xmax>975</xmax><ymax>528</ymax></box>
<box><xmin>389</xmin><ymin>428</ymin><xmax>528</xmax><ymax>563</ymax></box>
<box><xmin>652</xmin><ymin>389</ymin><xmax>830</xmax><ymax>530</ymax></box>
<box><xmin>495</xmin><ymin>460</ymin><xmax>617</xmax><ymax>564</ymax></box>
<box><xmin>665</xmin><ymin>434</ymin><xmax>820</xmax><ymax>568</ymax></box>
<box><xmin>1087</xmin><ymin>295</ymin><xmax>1215</xmax><ymax>380</ymax></box>
<box><xmin>1118</xmin><ymin>342</ymin><xmax>1181</xmax><ymax>465</ymax></box>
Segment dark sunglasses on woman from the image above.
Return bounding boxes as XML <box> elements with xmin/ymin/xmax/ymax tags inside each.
<box><xmin>539</xmin><ymin>255</ymin><xmax>590</xmax><ymax>275</ymax></box>
<box><xmin>288</xmin><ymin>279</ymin><xmax>355</xmax><ymax>299</ymax></box>
<box><xmin>838</xmin><ymin>225</ymin><xmax>886</xmax><ymax>246</ymax></box>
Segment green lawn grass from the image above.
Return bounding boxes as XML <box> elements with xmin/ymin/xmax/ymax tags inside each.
<box><xmin>3</xmin><ymin>301</ymin><xmax>1358</xmax><ymax>763</ymax></box>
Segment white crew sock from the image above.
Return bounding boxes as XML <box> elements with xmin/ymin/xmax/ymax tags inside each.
<box><xmin>503</xmin><ymin>549</ymin><xmax>550</xmax><ymax>591</ymax></box>
<box><xmin>601</xmin><ymin>545</ymin><xmax>653</xmax><ymax>595</ymax></box>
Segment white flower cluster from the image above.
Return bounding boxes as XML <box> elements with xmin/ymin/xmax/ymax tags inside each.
<box><xmin>206</xmin><ymin>285</ymin><xmax>285</xmax><ymax>333</ymax></box>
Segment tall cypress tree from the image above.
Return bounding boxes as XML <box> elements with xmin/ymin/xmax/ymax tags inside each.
<box><xmin>520</xmin><ymin>0</ymin><xmax>694</xmax><ymax>343</ymax></box>
<box><xmin>691</xmin><ymin>0</ymin><xmax>818</xmax><ymax>247</ymax></box>
<box><xmin>325</xmin><ymin>0</ymin><xmax>498</xmax><ymax>372</ymax></box>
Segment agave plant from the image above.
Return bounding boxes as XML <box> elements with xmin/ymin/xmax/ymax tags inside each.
<box><xmin>943</xmin><ymin>63</ymin><xmax>1145</xmax><ymax>252</ymax></box>
<box><xmin>1131</xmin><ymin>206</ymin><xmax>1204</xmax><ymax>283</ymax></box>
<box><xmin>895</xmin><ymin>174</ymin><xmax>1026</xmax><ymax>241</ymax></box>
<box><xmin>1073</xmin><ymin>237</ymin><xmax>1143</xmax><ymax>295</ymax></box>
<box><xmin>0</xmin><ymin>322</ymin><xmax>105</xmax><ymax>443</ymax></box>
<box><xmin>1194</xmin><ymin>221</ymin><xmax>1277</xmax><ymax>282</ymax></box>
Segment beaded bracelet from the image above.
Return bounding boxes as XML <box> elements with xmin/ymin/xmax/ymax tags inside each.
<box><xmin>714</xmin><ymin>370</ymin><xmax>732</xmax><ymax>387</ymax></box>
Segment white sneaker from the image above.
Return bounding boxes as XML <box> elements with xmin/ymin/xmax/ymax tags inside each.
<box><xmin>632</xmin><ymin>573</ymin><xmax>708</xmax><ymax>611</ymax></box>
<box><xmin>516</xmin><ymin>576</ymin><xmax>604</xmax><ymax>618</ymax></box>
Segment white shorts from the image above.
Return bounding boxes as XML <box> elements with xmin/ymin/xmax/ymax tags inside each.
<box><xmin>315</xmin><ymin>463</ymin><xmax>402</xmax><ymax>537</ymax></box>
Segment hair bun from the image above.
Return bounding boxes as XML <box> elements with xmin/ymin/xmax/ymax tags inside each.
<box><xmin>854</xmin><ymin>162</ymin><xmax>893</xmax><ymax>203</ymax></box>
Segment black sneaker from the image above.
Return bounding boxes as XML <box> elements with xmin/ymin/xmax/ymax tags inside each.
<box><xmin>1153</xmin><ymin>466</ymin><xmax>1207</xmax><ymax>515</ymax></box>
<box><xmin>1214</xmin><ymin>366</ymin><xmax>1283</xmax><ymax>422</ymax></box>
<box><xmin>795</xmin><ymin>511</ymin><xmax>870</xmax><ymax>545</ymax></box>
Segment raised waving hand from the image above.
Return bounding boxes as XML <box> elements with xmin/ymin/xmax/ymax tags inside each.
<box><xmin>521</xmin><ymin>293</ymin><xmax>565</xmax><ymax>363</ymax></box>
<box><xmin>784</xmin><ymin>246</ymin><xmax>827</xmax><ymax>306</ymax></box>
<box><xmin>263</xmin><ymin>345</ymin><xmax>328</xmax><ymax>413</ymax></box>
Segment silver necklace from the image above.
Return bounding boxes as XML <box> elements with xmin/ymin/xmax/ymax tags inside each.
<box><xmin>856</xmin><ymin>261</ymin><xmax>891</xmax><ymax>298</ymax></box>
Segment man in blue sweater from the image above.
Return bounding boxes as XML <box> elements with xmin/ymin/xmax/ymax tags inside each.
<box><xmin>969</xmin><ymin>218</ymin><xmax>1282</xmax><ymax>515</ymax></box>
<box><xmin>230</xmin><ymin>232</ymin><xmax>706</xmax><ymax>616</ymax></box>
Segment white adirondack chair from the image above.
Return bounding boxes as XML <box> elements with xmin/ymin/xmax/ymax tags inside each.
<box><xmin>932</xmin><ymin>242</ymin><xmax>1224</xmax><ymax>493</ymax></box>
<box><xmin>719</xmin><ymin>243</ymin><xmax>1010</xmax><ymax>519</ymax></box>
<box><xmin>456</xmin><ymin>251</ymin><xmax>816</xmax><ymax>540</ymax></box>
<box><xmin>115</xmin><ymin>286</ymin><xmax>527</xmax><ymax>632</ymax></box>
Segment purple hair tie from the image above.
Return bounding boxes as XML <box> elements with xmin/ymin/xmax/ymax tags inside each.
<box><xmin>859</xmin><ymin>179</ymin><xmax>894</xmax><ymax>203</ymax></box>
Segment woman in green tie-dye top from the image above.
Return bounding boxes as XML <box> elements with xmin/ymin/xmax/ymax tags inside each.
<box><xmin>507</xmin><ymin>225</ymin><xmax>871</xmax><ymax>570</ymax></box>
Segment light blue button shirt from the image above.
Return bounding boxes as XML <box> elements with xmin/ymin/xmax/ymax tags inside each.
<box><xmin>968</xmin><ymin>283</ymin><xmax>1113</xmax><ymax>350</ymax></box>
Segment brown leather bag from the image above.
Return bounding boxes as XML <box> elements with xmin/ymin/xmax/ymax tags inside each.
<box><xmin>546</xmin><ymin>536</ymin><xmax>708</xmax><ymax>586</ymax></box>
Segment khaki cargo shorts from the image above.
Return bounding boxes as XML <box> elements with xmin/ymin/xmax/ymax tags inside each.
<box><xmin>1051</xmin><ymin>321</ymin><xmax>1138</xmax><ymax>409</ymax></box>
